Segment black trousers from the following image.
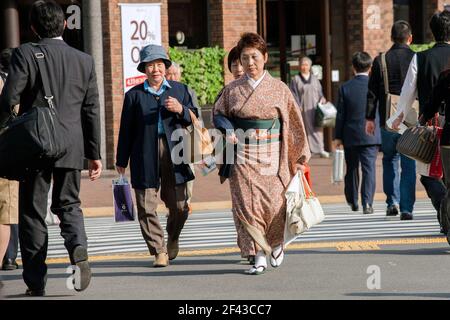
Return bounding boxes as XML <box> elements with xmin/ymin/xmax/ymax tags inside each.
<box><xmin>19</xmin><ymin>168</ymin><xmax>87</xmax><ymax>291</ymax></box>
<box><xmin>4</xmin><ymin>224</ymin><xmax>18</xmax><ymax>261</ymax></box>
<box><xmin>420</xmin><ymin>176</ymin><xmax>446</xmax><ymax>216</ymax></box>
<box><xmin>344</xmin><ymin>145</ymin><xmax>378</xmax><ymax>208</ymax></box>
<box><xmin>439</xmin><ymin>147</ymin><xmax>450</xmax><ymax>228</ymax></box>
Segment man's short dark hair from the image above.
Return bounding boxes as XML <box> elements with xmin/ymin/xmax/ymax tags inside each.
<box><xmin>30</xmin><ymin>0</ymin><xmax>65</xmax><ymax>39</ymax></box>
<box><xmin>352</xmin><ymin>52</ymin><xmax>373</xmax><ymax>73</ymax></box>
<box><xmin>0</xmin><ymin>48</ymin><xmax>13</xmax><ymax>73</ymax></box>
<box><xmin>430</xmin><ymin>10</ymin><xmax>450</xmax><ymax>42</ymax></box>
<box><xmin>391</xmin><ymin>20</ymin><xmax>412</xmax><ymax>44</ymax></box>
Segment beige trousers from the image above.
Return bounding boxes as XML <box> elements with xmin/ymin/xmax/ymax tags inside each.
<box><xmin>135</xmin><ymin>138</ymin><xmax>189</xmax><ymax>256</ymax></box>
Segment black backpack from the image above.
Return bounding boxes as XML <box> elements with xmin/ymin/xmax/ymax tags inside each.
<box><xmin>0</xmin><ymin>45</ymin><xmax>68</xmax><ymax>181</ymax></box>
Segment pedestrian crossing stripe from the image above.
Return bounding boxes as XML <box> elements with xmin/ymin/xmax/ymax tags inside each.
<box><xmin>31</xmin><ymin>200</ymin><xmax>447</xmax><ymax>261</ymax></box>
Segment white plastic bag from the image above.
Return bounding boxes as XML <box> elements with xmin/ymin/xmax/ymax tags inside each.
<box><xmin>332</xmin><ymin>149</ymin><xmax>345</xmax><ymax>184</ymax></box>
<box><xmin>284</xmin><ymin>171</ymin><xmax>325</xmax><ymax>246</ymax></box>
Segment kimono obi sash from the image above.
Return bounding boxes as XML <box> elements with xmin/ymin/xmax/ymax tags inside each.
<box><xmin>234</xmin><ymin>117</ymin><xmax>281</xmax><ymax>145</ymax></box>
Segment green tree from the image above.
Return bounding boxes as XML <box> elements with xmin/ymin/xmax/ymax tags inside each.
<box><xmin>169</xmin><ymin>47</ymin><xmax>227</xmax><ymax>106</ymax></box>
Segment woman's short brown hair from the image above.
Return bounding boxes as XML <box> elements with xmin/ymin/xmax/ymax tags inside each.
<box><xmin>237</xmin><ymin>32</ymin><xmax>268</xmax><ymax>58</ymax></box>
<box><xmin>227</xmin><ymin>46</ymin><xmax>240</xmax><ymax>73</ymax></box>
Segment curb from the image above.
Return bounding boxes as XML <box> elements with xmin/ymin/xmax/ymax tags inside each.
<box><xmin>83</xmin><ymin>191</ymin><xmax>430</xmax><ymax>218</ymax></box>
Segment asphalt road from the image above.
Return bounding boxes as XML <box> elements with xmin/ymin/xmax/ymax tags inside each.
<box><xmin>1</xmin><ymin>243</ymin><xmax>450</xmax><ymax>300</ymax></box>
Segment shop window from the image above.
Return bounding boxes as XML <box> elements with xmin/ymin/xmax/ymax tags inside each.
<box><xmin>168</xmin><ymin>0</ymin><xmax>208</xmax><ymax>49</ymax></box>
<box><xmin>17</xmin><ymin>0</ymin><xmax>84</xmax><ymax>50</ymax></box>
<box><xmin>394</xmin><ymin>0</ymin><xmax>425</xmax><ymax>43</ymax></box>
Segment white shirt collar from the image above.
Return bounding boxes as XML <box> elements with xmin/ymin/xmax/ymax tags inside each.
<box><xmin>247</xmin><ymin>71</ymin><xmax>267</xmax><ymax>89</ymax></box>
<box><xmin>52</xmin><ymin>36</ymin><xmax>63</xmax><ymax>40</ymax></box>
<box><xmin>355</xmin><ymin>72</ymin><xmax>369</xmax><ymax>77</ymax></box>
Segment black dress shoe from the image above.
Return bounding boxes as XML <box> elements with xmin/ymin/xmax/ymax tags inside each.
<box><xmin>71</xmin><ymin>246</ymin><xmax>92</xmax><ymax>292</ymax></box>
<box><xmin>386</xmin><ymin>205</ymin><xmax>399</xmax><ymax>217</ymax></box>
<box><xmin>348</xmin><ymin>203</ymin><xmax>359</xmax><ymax>212</ymax></box>
<box><xmin>2</xmin><ymin>259</ymin><xmax>19</xmax><ymax>271</ymax></box>
<box><xmin>363</xmin><ymin>206</ymin><xmax>374</xmax><ymax>215</ymax></box>
<box><xmin>25</xmin><ymin>288</ymin><xmax>46</xmax><ymax>297</ymax></box>
<box><xmin>400</xmin><ymin>212</ymin><xmax>414</xmax><ymax>220</ymax></box>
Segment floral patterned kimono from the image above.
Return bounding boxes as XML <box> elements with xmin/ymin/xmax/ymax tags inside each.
<box><xmin>213</xmin><ymin>72</ymin><xmax>311</xmax><ymax>257</ymax></box>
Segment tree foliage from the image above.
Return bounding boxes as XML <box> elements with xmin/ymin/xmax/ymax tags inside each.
<box><xmin>169</xmin><ymin>47</ymin><xmax>227</xmax><ymax>106</ymax></box>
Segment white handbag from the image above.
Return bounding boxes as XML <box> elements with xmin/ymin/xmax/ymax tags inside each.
<box><xmin>284</xmin><ymin>170</ymin><xmax>325</xmax><ymax>246</ymax></box>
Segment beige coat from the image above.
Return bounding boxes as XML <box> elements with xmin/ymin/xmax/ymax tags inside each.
<box><xmin>0</xmin><ymin>76</ymin><xmax>19</xmax><ymax>225</ymax></box>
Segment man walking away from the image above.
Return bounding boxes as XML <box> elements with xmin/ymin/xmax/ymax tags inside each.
<box><xmin>0</xmin><ymin>1</ymin><xmax>102</xmax><ymax>296</ymax></box>
<box><xmin>335</xmin><ymin>52</ymin><xmax>381</xmax><ymax>215</ymax></box>
<box><xmin>366</xmin><ymin>21</ymin><xmax>416</xmax><ymax>220</ymax></box>
<box><xmin>392</xmin><ymin>11</ymin><xmax>450</xmax><ymax>221</ymax></box>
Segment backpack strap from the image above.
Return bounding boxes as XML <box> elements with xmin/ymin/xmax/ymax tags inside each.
<box><xmin>380</xmin><ymin>52</ymin><xmax>390</xmax><ymax>95</ymax></box>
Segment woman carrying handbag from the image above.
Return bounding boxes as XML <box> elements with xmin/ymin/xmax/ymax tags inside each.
<box><xmin>419</xmin><ymin>69</ymin><xmax>450</xmax><ymax>241</ymax></box>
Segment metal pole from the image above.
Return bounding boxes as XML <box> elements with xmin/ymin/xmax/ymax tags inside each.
<box><xmin>278</xmin><ymin>0</ymin><xmax>287</xmax><ymax>83</ymax></box>
<box><xmin>2</xmin><ymin>0</ymin><xmax>20</xmax><ymax>48</ymax></box>
<box><xmin>321</xmin><ymin>0</ymin><xmax>333</xmax><ymax>152</ymax></box>
<box><xmin>82</xmin><ymin>0</ymin><xmax>107</xmax><ymax>167</ymax></box>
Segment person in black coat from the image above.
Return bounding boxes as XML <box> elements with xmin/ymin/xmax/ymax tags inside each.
<box><xmin>116</xmin><ymin>45</ymin><xmax>197</xmax><ymax>268</ymax></box>
<box><xmin>421</xmin><ymin>69</ymin><xmax>450</xmax><ymax>239</ymax></box>
<box><xmin>392</xmin><ymin>11</ymin><xmax>450</xmax><ymax>221</ymax></box>
<box><xmin>335</xmin><ymin>52</ymin><xmax>380</xmax><ymax>215</ymax></box>
<box><xmin>0</xmin><ymin>1</ymin><xmax>102</xmax><ymax>296</ymax></box>
<box><xmin>365</xmin><ymin>21</ymin><xmax>417</xmax><ymax>218</ymax></box>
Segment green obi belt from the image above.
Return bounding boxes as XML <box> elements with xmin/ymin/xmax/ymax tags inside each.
<box><xmin>233</xmin><ymin>117</ymin><xmax>282</xmax><ymax>145</ymax></box>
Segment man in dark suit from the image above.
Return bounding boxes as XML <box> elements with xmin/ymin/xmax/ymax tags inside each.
<box><xmin>365</xmin><ymin>21</ymin><xmax>416</xmax><ymax>220</ymax></box>
<box><xmin>335</xmin><ymin>52</ymin><xmax>381</xmax><ymax>215</ymax></box>
<box><xmin>116</xmin><ymin>45</ymin><xmax>197</xmax><ymax>268</ymax></box>
<box><xmin>0</xmin><ymin>1</ymin><xmax>102</xmax><ymax>296</ymax></box>
<box><xmin>392</xmin><ymin>10</ymin><xmax>450</xmax><ymax>221</ymax></box>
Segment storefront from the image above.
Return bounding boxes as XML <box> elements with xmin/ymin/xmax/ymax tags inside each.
<box><xmin>0</xmin><ymin>0</ymin><xmax>446</xmax><ymax>167</ymax></box>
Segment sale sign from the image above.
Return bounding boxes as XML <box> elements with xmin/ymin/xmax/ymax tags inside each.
<box><xmin>119</xmin><ymin>3</ymin><xmax>162</xmax><ymax>93</ymax></box>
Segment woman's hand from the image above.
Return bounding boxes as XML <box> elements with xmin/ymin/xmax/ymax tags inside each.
<box><xmin>116</xmin><ymin>166</ymin><xmax>126</xmax><ymax>176</ymax></box>
<box><xmin>391</xmin><ymin>112</ymin><xmax>404</xmax><ymax>131</ymax></box>
<box><xmin>226</xmin><ymin>133</ymin><xmax>239</xmax><ymax>144</ymax></box>
<box><xmin>295</xmin><ymin>156</ymin><xmax>308</xmax><ymax>172</ymax></box>
<box><xmin>320</xmin><ymin>97</ymin><xmax>327</xmax><ymax>104</ymax></box>
<box><xmin>165</xmin><ymin>96</ymin><xmax>183</xmax><ymax>115</ymax></box>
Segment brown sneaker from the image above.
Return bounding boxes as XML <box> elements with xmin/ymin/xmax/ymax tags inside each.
<box><xmin>153</xmin><ymin>253</ymin><xmax>169</xmax><ymax>268</ymax></box>
<box><xmin>167</xmin><ymin>239</ymin><xmax>179</xmax><ymax>261</ymax></box>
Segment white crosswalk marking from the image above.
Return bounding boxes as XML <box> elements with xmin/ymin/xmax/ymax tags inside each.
<box><xmin>41</xmin><ymin>200</ymin><xmax>443</xmax><ymax>258</ymax></box>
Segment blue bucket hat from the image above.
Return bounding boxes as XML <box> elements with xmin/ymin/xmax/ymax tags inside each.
<box><xmin>137</xmin><ymin>44</ymin><xmax>172</xmax><ymax>73</ymax></box>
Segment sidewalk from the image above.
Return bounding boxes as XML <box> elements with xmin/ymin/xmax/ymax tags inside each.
<box><xmin>79</xmin><ymin>154</ymin><xmax>427</xmax><ymax>217</ymax></box>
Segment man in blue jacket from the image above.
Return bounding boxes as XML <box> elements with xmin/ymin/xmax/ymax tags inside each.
<box><xmin>116</xmin><ymin>45</ymin><xmax>198</xmax><ymax>268</ymax></box>
<box><xmin>335</xmin><ymin>52</ymin><xmax>381</xmax><ymax>215</ymax></box>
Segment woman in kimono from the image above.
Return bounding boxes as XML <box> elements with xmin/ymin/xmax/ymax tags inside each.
<box><xmin>213</xmin><ymin>33</ymin><xmax>311</xmax><ymax>275</ymax></box>
<box><xmin>290</xmin><ymin>56</ymin><xmax>329</xmax><ymax>158</ymax></box>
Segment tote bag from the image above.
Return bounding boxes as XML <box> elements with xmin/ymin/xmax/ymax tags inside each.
<box><xmin>284</xmin><ymin>170</ymin><xmax>325</xmax><ymax>246</ymax></box>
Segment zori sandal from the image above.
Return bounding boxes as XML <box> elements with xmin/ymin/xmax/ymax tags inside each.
<box><xmin>270</xmin><ymin>247</ymin><xmax>284</xmax><ymax>268</ymax></box>
<box><xmin>246</xmin><ymin>265</ymin><xmax>267</xmax><ymax>275</ymax></box>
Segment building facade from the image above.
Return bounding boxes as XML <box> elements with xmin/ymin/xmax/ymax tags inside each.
<box><xmin>0</xmin><ymin>0</ymin><xmax>447</xmax><ymax>168</ymax></box>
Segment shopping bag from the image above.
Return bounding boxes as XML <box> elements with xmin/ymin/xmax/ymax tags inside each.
<box><xmin>184</xmin><ymin>110</ymin><xmax>214</xmax><ymax>164</ymax></box>
<box><xmin>112</xmin><ymin>175</ymin><xmax>136</xmax><ymax>223</ymax></box>
<box><xmin>314</xmin><ymin>102</ymin><xmax>337</xmax><ymax>128</ymax></box>
<box><xmin>416</xmin><ymin>127</ymin><xmax>443</xmax><ymax>179</ymax></box>
<box><xmin>332</xmin><ymin>149</ymin><xmax>345</xmax><ymax>184</ymax></box>
<box><xmin>284</xmin><ymin>170</ymin><xmax>325</xmax><ymax>246</ymax></box>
